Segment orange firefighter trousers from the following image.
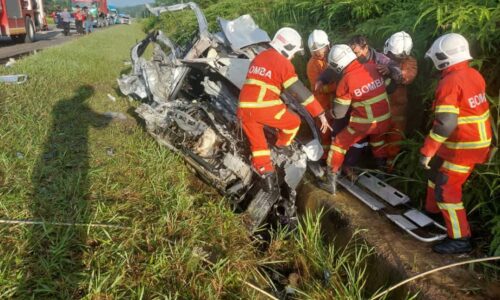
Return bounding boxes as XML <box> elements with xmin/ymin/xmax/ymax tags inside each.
<box><xmin>426</xmin><ymin>157</ymin><xmax>472</xmax><ymax>239</ymax></box>
<box><xmin>240</xmin><ymin>108</ymin><xmax>301</xmax><ymax>174</ymax></box>
<box><xmin>328</xmin><ymin>120</ymin><xmax>390</xmax><ymax>173</ymax></box>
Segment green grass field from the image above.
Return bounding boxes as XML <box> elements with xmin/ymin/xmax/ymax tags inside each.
<box><xmin>0</xmin><ymin>24</ymin><xmax>381</xmax><ymax>299</ymax></box>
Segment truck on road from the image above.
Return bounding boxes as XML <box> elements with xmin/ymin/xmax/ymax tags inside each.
<box><xmin>0</xmin><ymin>0</ymin><xmax>47</xmax><ymax>43</ymax></box>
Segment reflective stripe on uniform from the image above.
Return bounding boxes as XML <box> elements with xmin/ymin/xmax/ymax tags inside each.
<box><xmin>434</xmin><ymin>105</ymin><xmax>459</xmax><ymax>114</ymax></box>
<box><xmin>283</xmin><ymin>76</ymin><xmax>298</xmax><ymax>89</ymax></box>
<box><xmin>370</xmin><ymin>140</ymin><xmax>385</xmax><ymax>147</ymax></box>
<box><xmin>351</xmin><ymin>112</ymin><xmax>391</xmax><ymax>124</ymax></box>
<box><xmin>252</xmin><ymin>150</ymin><xmax>271</xmax><ymax>157</ymax></box>
<box><xmin>385</xmin><ymin>78</ymin><xmax>391</xmax><ymax>86</ymax></box>
<box><xmin>282</xmin><ymin>127</ymin><xmax>300</xmax><ymax>135</ymax></box>
<box><xmin>429</xmin><ymin>130</ymin><xmax>448</xmax><ymax>143</ymax></box>
<box><xmin>440</xmin><ymin>110</ymin><xmax>491</xmax><ymax>149</ymax></box>
<box><xmin>239</xmin><ymin>99</ymin><xmax>283</xmax><ymax>108</ymax></box>
<box><xmin>437</xmin><ymin>202</ymin><xmax>465</xmax><ymax>238</ymax></box>
<box><xmin>282</xmin><ymin>126</ymin><xmax>300</xmax><ymax>146</ymax></box>
<box><xmin>428</xmin><ymin>180</ymin><xmax>435</xmax><ymax>189</ymax></box>
<box><xmin>332</xmin><ymin>145</ymin><xmax>347</xmax><ymax>154</ymax></box>
<box><xmin>478</xmin><ymin>122</ymin><xmax>488</xmax><ymax>141</ymax></box>
<box><xmin>244</xmin><ymin>78</ymin><xmax>281</xmax><ymax>103</ymax></box>
<box><xmin>347</xmin><ymin>127</ymin><xmax>356</xmax><ymax>135</ymax></box>
<box><xmin>457</xmin><ymin>110</ymin><xmax>490</xmax><ymax>124</ymax></box>
<box><xmin>442</xmin><ymin>161</ymin><xmax>470</xmax><ymax>174</ymax></box>
<box><xmin>245</xmin><ymin>79</ymin><xmax>281</xmax><ymax>95</ymax></box>
<box><xmin>302</xmin><ymin>95</ymin><xmax>315</xmax><ymax>106</ymax></box>
<box><xmin>274</xmin><ymin>108</ymin><xmax>287</xmax><ymax>120</ymax></box>
<box><xmin>334</xmin><ymin>98</ymin><xmax>351</xmax><ymax>105</ymax></box>
<box><xmin>444</xmin><ymin>139</ymin><xmax>491</xmax><ymax>149</ymax></box>
<box><xmin>326</xmin><ymin>149</ymin><xmax>334</xmax><ymax>165</ymax></box>
<box><xmin>352</xmin><ymin>93</ymin><xmax>388</xmax><ymax>108</ymax></box>
<box><xmin>348</xmin><ymin>93</ymin><xmax>390</xmax><ymax>124</ymax></box>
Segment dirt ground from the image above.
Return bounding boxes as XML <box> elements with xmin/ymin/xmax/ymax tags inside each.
<box><xmin>296</xmin><ymin>179</ymin><xmax>499</xmax><ymax>300</ymax></box>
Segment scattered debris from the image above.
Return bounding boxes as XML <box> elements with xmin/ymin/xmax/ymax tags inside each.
<box><xmin>15</xmin><ymin>152</ymin><xmax>24</xmax><ymax>159</ymax></box>
<box><xmin>123</xmin><ymin>61</ymin><xmax>132</xmax><ymax>66</ymax></box>
<box><xmin>103</xmin><ymin>111</ymin><xmax>127</xmax><ymax>121</ymax></box>
<box><xmin>0</xmin><ymin>74</ymin><xmax>28</xmax><ymax>84</ymax></box>
<box><xmin>107</xmin><ymin>93</ymin><xmax>117</xmax><ymax>102</ymax></box>
<box><xmin>5</xmin><ymin>58</ymin><xmax>16</xmax><ymax>68</ymax></box>
<box><xmin>106</xmin><ymin>147</ymin><xmax>115</xmax><ymax>156</ymax></box>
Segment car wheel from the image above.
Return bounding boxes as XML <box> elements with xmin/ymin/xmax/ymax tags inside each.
<box><xmin>25</xmin><ymin>17</ymin><xmax>36</xmax><ymax>43</ymax></box>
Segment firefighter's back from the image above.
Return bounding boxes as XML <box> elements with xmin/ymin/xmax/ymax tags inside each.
<box><xmin>436</xmin><ymin>63</ymin><xmax>492</xmax><ymax>165</ymax></box>
<box><xmin>342</xmin><ymin>62</ymin><xmax>390</xmax><ymax>125</ymax></box>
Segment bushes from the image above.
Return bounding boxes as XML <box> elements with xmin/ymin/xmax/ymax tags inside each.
<box><xmin>144</xmin><ymin>0</ymin><xmax>499</xmax><ymax>254</ymax></box>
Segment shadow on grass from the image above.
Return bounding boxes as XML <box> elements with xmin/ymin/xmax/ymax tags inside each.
<box><xmin>17</xmin><ymin>85</ymin><xmax>110</xmax><ymax>298</ymax></box>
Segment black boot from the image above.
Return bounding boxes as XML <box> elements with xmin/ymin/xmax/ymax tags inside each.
<box><xmin>262</xmin><ymin>172</ymin><xmax>278</xmax><ymax>194</ymax></box>
<box><xmin>317</xmin><ymin>170</ymin><xmax>338</xmax><ymax>194</ymax></box>
<box><xmin>374</xmin><ymin>157</ymin><xmax>388</xmax><ymax>179</ymax></box>
<box><xmin>432</xmin><ymin>237</ymin><xmax>472</xmax><ymax>254</ymax></box>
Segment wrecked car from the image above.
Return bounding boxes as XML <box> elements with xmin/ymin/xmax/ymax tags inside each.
<box><xmin>118</xmin><ymin>2</ymin><xmax>324</xmax><ymax>231</ymax></box>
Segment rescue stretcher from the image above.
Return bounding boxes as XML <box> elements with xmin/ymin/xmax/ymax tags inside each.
<box><xmin>338</xmin><ymin>172</ymin><xmax>447</xmax><ymax>242</ymax></box>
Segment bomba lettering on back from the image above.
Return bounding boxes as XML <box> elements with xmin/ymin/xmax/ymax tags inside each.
<box><xmin>468</xmin><ymin>93</ymin><xmax>487</xmax><ymax>109</ymax></box>
<box><xmin>353</xmin><ymin>78</ymin><xmax>384</xmax><ymax>97</ymax></box>
<box><xmin>248</xmin><ymin>65</ymin><xmax>272</xmax><ymax>79</ymax></box>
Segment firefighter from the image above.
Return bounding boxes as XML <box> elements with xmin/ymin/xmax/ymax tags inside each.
<box><xmin>319</xmin><ymin>45</ymin><xmax>391</xmax><ymax>194</ymax></box>
<box><xmin>238</xmin><ymin>27</ymin><xmax>331</xmax><ymax>193</ymax></box>
<box><xmin>306</xmin><ymin>30</ymin><xmax>334</xmax><ymax>159</ymax></box>
<box><xmin>421</xmin><ymin>33</ymin><xmax>493</xmax><ymax>254</ymax></box>
<box><xmin>379</xmin><ymin>31</ymin><xmax>418</xmax><ymax>169</ymax></box>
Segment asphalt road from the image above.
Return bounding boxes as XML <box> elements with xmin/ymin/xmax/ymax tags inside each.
<box><xmin>0</xmin><ymin>27</ymin><xmax>84</xmax><ymax>63</ymax></box>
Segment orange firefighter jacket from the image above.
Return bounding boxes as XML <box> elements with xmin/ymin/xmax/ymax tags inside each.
<box><xmin>333</xmin><ymin>60</ymin><xmax>391</xmax><ymax>128</ymax></box>
<box><xmin>420</xmin><ymin>62</ymin><xmax>492</xmax><ymax>165</ymax></box>
<box><xmin>388</xmin><ymin>56</ymin><xmax>418</xmax><ymax>112</ymax></box>
<box><xmin>307</xmin><ymin>56</ymin><xmax>336</xmax><ymax>110</ymax></box>
<box><xmin>238</xmin><ymin>48</ymin><xmax>324</xmax><ymax>118</ymax></box>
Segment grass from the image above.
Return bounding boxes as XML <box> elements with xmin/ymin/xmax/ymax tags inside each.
<box><xmin>0</xmin><ymin>23</ymin><xmax>385</xmax><ymax>298</ymax></box>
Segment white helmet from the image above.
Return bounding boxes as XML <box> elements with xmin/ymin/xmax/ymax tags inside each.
<box><xmin>308</xmin><ymin>29</ymin><xmax>330</xmax><ymax>52</ymax></box>
<box><xmin>328</xmin><ymin>44</ymin><xmax>357</xmax><ymax>73</ymax></box>
<box><xmin>384</xmin><ymin>31</ymin><xmax>413</xmax><ymax>57</ymax></box>
<box><xmin>270</xmin><ymin>27</ymin><xmax>304</xmax><ymax>59</ymax></box>
<box><xmin>425</xmin><ymin>33</ymin><xmax>472</xmax><ymax>70</ymax></box>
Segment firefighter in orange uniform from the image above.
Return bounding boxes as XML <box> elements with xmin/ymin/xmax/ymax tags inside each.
<box><xmin>238</xmin><ymin>27</ymin><xmax>331</xmax><ymax>193</ymax></box>
<box><xmin>306</xmin><ymin>30</ymin><xmax>335</xmax><ymax>159</ymax></box>
<box><xmin>319</xmin><ymin>45</ymin><xmax>391</xmax><ymax>194</ymax></box>
<box><xmin>378</xmin><ymin>32</ymin><xmax>418</xmax><ymax>169</ymax></box>
<box><xmin>421</xmin><ymin>33</ymin><xmax>493</xmax><ymax>254</ymax></box>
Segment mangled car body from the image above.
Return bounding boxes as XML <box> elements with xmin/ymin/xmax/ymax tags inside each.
<box><xmin>119</xmin><ymin>2</ymin><xmax>450</xmax><ymax>242</ymax></box>
<box><xmin>118</xmin><ymin>2</ymin><xmax>323</xmax><ymax>231</ymax></box>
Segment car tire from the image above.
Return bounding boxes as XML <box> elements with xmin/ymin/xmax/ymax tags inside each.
<box><xmin>25</xmin><ymin>17</ymin><xmax>36</xmax><ymax>43</ymax></box>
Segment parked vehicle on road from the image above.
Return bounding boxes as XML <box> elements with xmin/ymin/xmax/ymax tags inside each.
<box><xmin>0</xmin><ymin>0</ymin><xmax>47</xmax><ymax>43</ymax></box>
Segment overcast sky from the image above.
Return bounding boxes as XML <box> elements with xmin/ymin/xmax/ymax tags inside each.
<box><xmin>109</xmin><ymin>0</ymin><xmax>154</xmax><ymax>7</ymax></box>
